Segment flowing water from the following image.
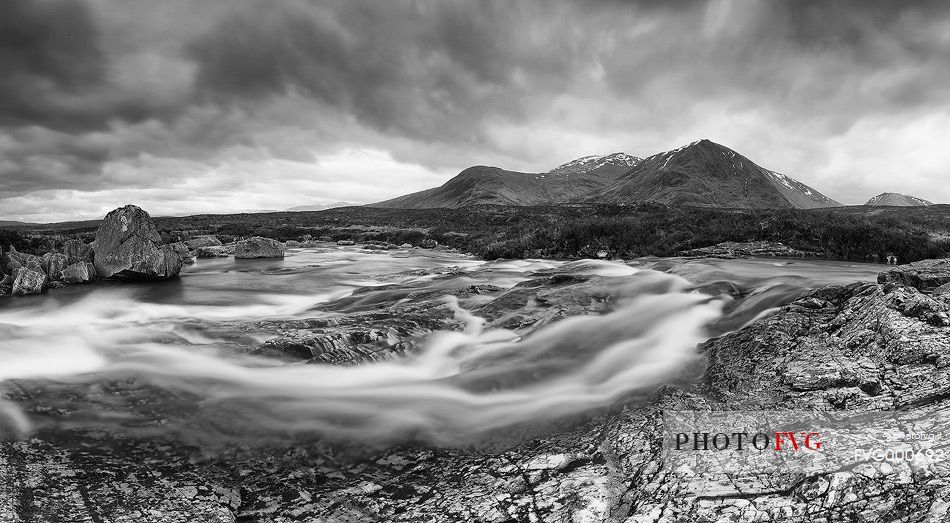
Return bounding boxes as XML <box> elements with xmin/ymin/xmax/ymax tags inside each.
<box><xmin>0</xmin><ymin>245</ymin><xmax>881</xmax><ymax>446</ymax></box>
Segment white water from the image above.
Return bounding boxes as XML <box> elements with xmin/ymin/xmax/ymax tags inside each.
<box><xmin>0</xmin><ymin>245</ymin><xmax>879</xmax><ymax>445</ymax></box>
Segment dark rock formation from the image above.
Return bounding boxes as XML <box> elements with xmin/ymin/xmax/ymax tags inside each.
<box><xmin>11</xmin><ymin>267</ymin><xmax>46</xmax><ymax>295</ymax></box>
<box><xmin>878</xmin><ymin>258</ymin><xmax>950</xmax><ymax>293</ymax></box>
<box><xmin>91</xmin><ymin>205</ymin><xmax>184</xmax><ymax>279</ymax></box>
<box><xmin>234</xmin><ymin>237</ymin><xmax>284</xmax><ymax>259</ymax></box>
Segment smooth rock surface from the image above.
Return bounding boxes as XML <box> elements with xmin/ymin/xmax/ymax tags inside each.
<box><xmin>91</xmin><ymin>205</ymin><xmax>183</xmax><ymax>279</ymax></box>
<box><xmin>234</xmin><ymin>237</ymin><xmax>284</xmax><ymax>259</ymax></box>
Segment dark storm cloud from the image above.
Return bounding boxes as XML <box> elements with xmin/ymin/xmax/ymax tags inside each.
<box><xmin>186</xmin><ymin>0</ymin><xmax>597</xmax><ymax>144</ymax></box>
<box><xmin>0</xmin><ymin>0</ymin><xmax>106</xmax><ymax>129</ymax></box>
<box><xmin>2</xmin><ymin>0</ymin><xmax>950</xmax><ymax>219</ymax></box>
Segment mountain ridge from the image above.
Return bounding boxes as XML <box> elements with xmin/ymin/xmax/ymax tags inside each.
<box><xmin>373</xmin><ymin>139</ymin><xmax>840</xmax><ymax>210</ymax></box>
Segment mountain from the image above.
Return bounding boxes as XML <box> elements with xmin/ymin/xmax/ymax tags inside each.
<box><xmin>373</xmin><ymin>139</ymin><xmax>840</xmax><ymax>210</ymax></box>
<box><xmin>588</xmin><ymin>139</ymin><xmax>840</xmax><ymax>209</ymax></box>
<box><xmin>372</xmin><ymin>153</ymin><xmax>639</xmax><ymax>208</ymax></box>
<box><xmin>286</xmin><ymin>201</ymin><xmax>356</xmax><ymax>212</ymax></box>
<box><xmin>864</xmin><ymin>192</ymin><xmax>933</xmax><ymax>206</ymax></box>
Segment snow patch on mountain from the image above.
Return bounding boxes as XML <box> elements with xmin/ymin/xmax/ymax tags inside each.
<box><xmin>548</xmin><ymin>153</ymin><xmax>639</xmax><ymax>175</ymax></box>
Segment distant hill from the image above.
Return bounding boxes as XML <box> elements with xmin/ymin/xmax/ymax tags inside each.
<box><xmin>587</xmin><ymin>140</ymin><xmax>840</xmax><ymax>209</ymax></box>
<box><xmin>372</xmin><ymin>153</ymin><xmax>638</xmax><ymax>209</ymax></box>
<box><xmin>285</xmin><ymin>201</ymin><xmax>356</xmax><ymax>212</ymax></box>
<box><xmin>374</xmin><ymin>140</ymin><xmax>839</xmax><ymax>210</ymax></box>
<box><xmin>865</xmin><ymin>192</ymin><xmax>933</xmax><ymax>206</ymax></box>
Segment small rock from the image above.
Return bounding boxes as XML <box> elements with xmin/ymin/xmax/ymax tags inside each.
<box><xmin>59</xmin><ymin>262</ymin><xmax>94</xmax><ymax>284</ymax></box>
<box><xmin>183</xmin><ymin>235</ymin><xmax>222</xmax><ymax>250</ymax></box>
<box><xmin>196</xmin><ymin>246</ymin><xmax>230</xmax><ymax>258</ymax></box>
<box><xmin>235</xmin><ymin>237</ymin><xmax>285</xmax><ymax>259</ymax></box>
<box><xmin>12</xmin><ymin>267</ymin><xmax>46</xmax><ymax>295</ymax></box>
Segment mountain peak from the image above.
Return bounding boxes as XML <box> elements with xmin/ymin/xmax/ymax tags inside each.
<box><xmin>588</xmin><ymin>140</ymin><xmax>841</xmax><ymax>209</ymax></box>
<box><xmin>865</xmin><ymin>192</ymin><xmax>933</xmax><ymax>206</ymax></box>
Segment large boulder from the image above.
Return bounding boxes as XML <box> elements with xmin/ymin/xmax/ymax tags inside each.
<box><xmin>62</xmin><ymin>239</ymin><xmax>94</xmax><ymax>265</ymax></box>
<box><xmin>878</xmin><ymin>258</ymin><xmax>950</xmax><ymax>293</ymax></box>
<box><xmin>234</xmin><ymin>237</ymin><xmax>284</xmax><ymax>259</ymax></box>
<box><xmin>41</xmin><ymin>252</ymin><xmax>68</xmax><ymax>282</ymax></box>
<box><xmin>183</xmin><ymin>235</ymin><xmax>222</xmax><ymax>250</ymax></box>
<box><xmin>12</xmin><ymin>267</ymin><xmax>46</xmax><ymax>295</ymax></box>
<box><xmin>59</xmin><ymin>262</ymin><xmax>94</xmax><ymax>284</ymax></box>
<box><xmin>91</xmin><ymin>205</ymin><xmax>184</xmax><ymax>279</ymax></box>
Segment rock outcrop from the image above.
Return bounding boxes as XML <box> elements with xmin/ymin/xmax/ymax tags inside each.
<box><xmin>91</xmin><ymin>205</ymin><xmax>184</xmax><ymax>279</ymax></box>
<box><xmin>683</xmin><ymin>240</ymin><xmax>816</xmax><ymax>258</ymax></box>
<box><xmin>878</xmin><ymin>258</ymin><xmax>950</xmax><ymax>293</ymax></box>
<box><xmin>234</xmin><ymin>237</ymin><xmax>284</xmax><ymax>259</ymax></box>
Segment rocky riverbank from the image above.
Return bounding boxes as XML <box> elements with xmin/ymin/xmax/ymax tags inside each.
<box><xmin>2</xmin><ymin>257</ymin><xmax>950</xmax><ymax>522</ymax></box>
<box><xmin>0</xmin><ymin>205</ymin><xmax>290</xmax><ymax>297</ymax></box>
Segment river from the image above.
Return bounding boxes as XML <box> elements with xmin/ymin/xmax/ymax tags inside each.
<box><xmin>0</xmin><ymin>245</ymin><xmax>881</xmax><ymax>445</ymax></box>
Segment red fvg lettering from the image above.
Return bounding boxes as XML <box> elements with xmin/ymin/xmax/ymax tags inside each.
<box><xmin>774</xmin><ymin>432</ymin><xmax>822</xmax><ymax>451</ymax></box>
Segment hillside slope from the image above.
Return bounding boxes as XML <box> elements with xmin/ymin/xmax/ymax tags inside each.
<box><xmin>865</xmin><ymin>192</ymin><xmax>933</xmax><ymax>206</ymax></box>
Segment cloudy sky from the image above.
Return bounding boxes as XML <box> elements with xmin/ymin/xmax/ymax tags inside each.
<box><xmin>2</xmin><ymin>0</ymin><xmax>949</xmax><ymax>222</ymax></box>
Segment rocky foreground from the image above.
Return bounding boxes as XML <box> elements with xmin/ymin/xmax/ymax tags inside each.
<box><xmin>2</xmin><ymin>257</ymin><xmax>950</xmax><ymax>522</ymax></box>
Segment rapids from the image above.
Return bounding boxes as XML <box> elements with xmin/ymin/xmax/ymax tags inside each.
<box><xmin>0</xmin><ymin>245</ymin><xmax>880</xmax><ymax>445</ymax></box>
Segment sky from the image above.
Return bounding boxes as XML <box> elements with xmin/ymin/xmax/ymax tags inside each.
<box><xmin>2</xmin><ymin>0</ymin><xmax>950</xmax><ymax>222</ymax></box>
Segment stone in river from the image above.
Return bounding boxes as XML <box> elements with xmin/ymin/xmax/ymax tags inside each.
<box><xmin>196</xmin><ymin>246</ymin><xmax>230</xmax><ymax>258</ymax></box>
<box><xmin>12</xmin><ymin>267</ymin><xmax>46</xmax><ymax>295</ymax></box>
<box><xmin>91</xmin><ymin>205</ymin><xmax>183</xmax><ymax>279</ymax></box>
<box><xmin>183</xmin><ymin>235</ymin><xmax>222</xmax><ymax>250</ymax></box>
<box><xmin>59</xmin><ymin>262</ymin><xmax>94</xmax><ymax>284</ymax></box>
<box><xmin>234</xmin><ymin>237</ymin><xmax>285</xmax><ymax>259</ymax></box>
